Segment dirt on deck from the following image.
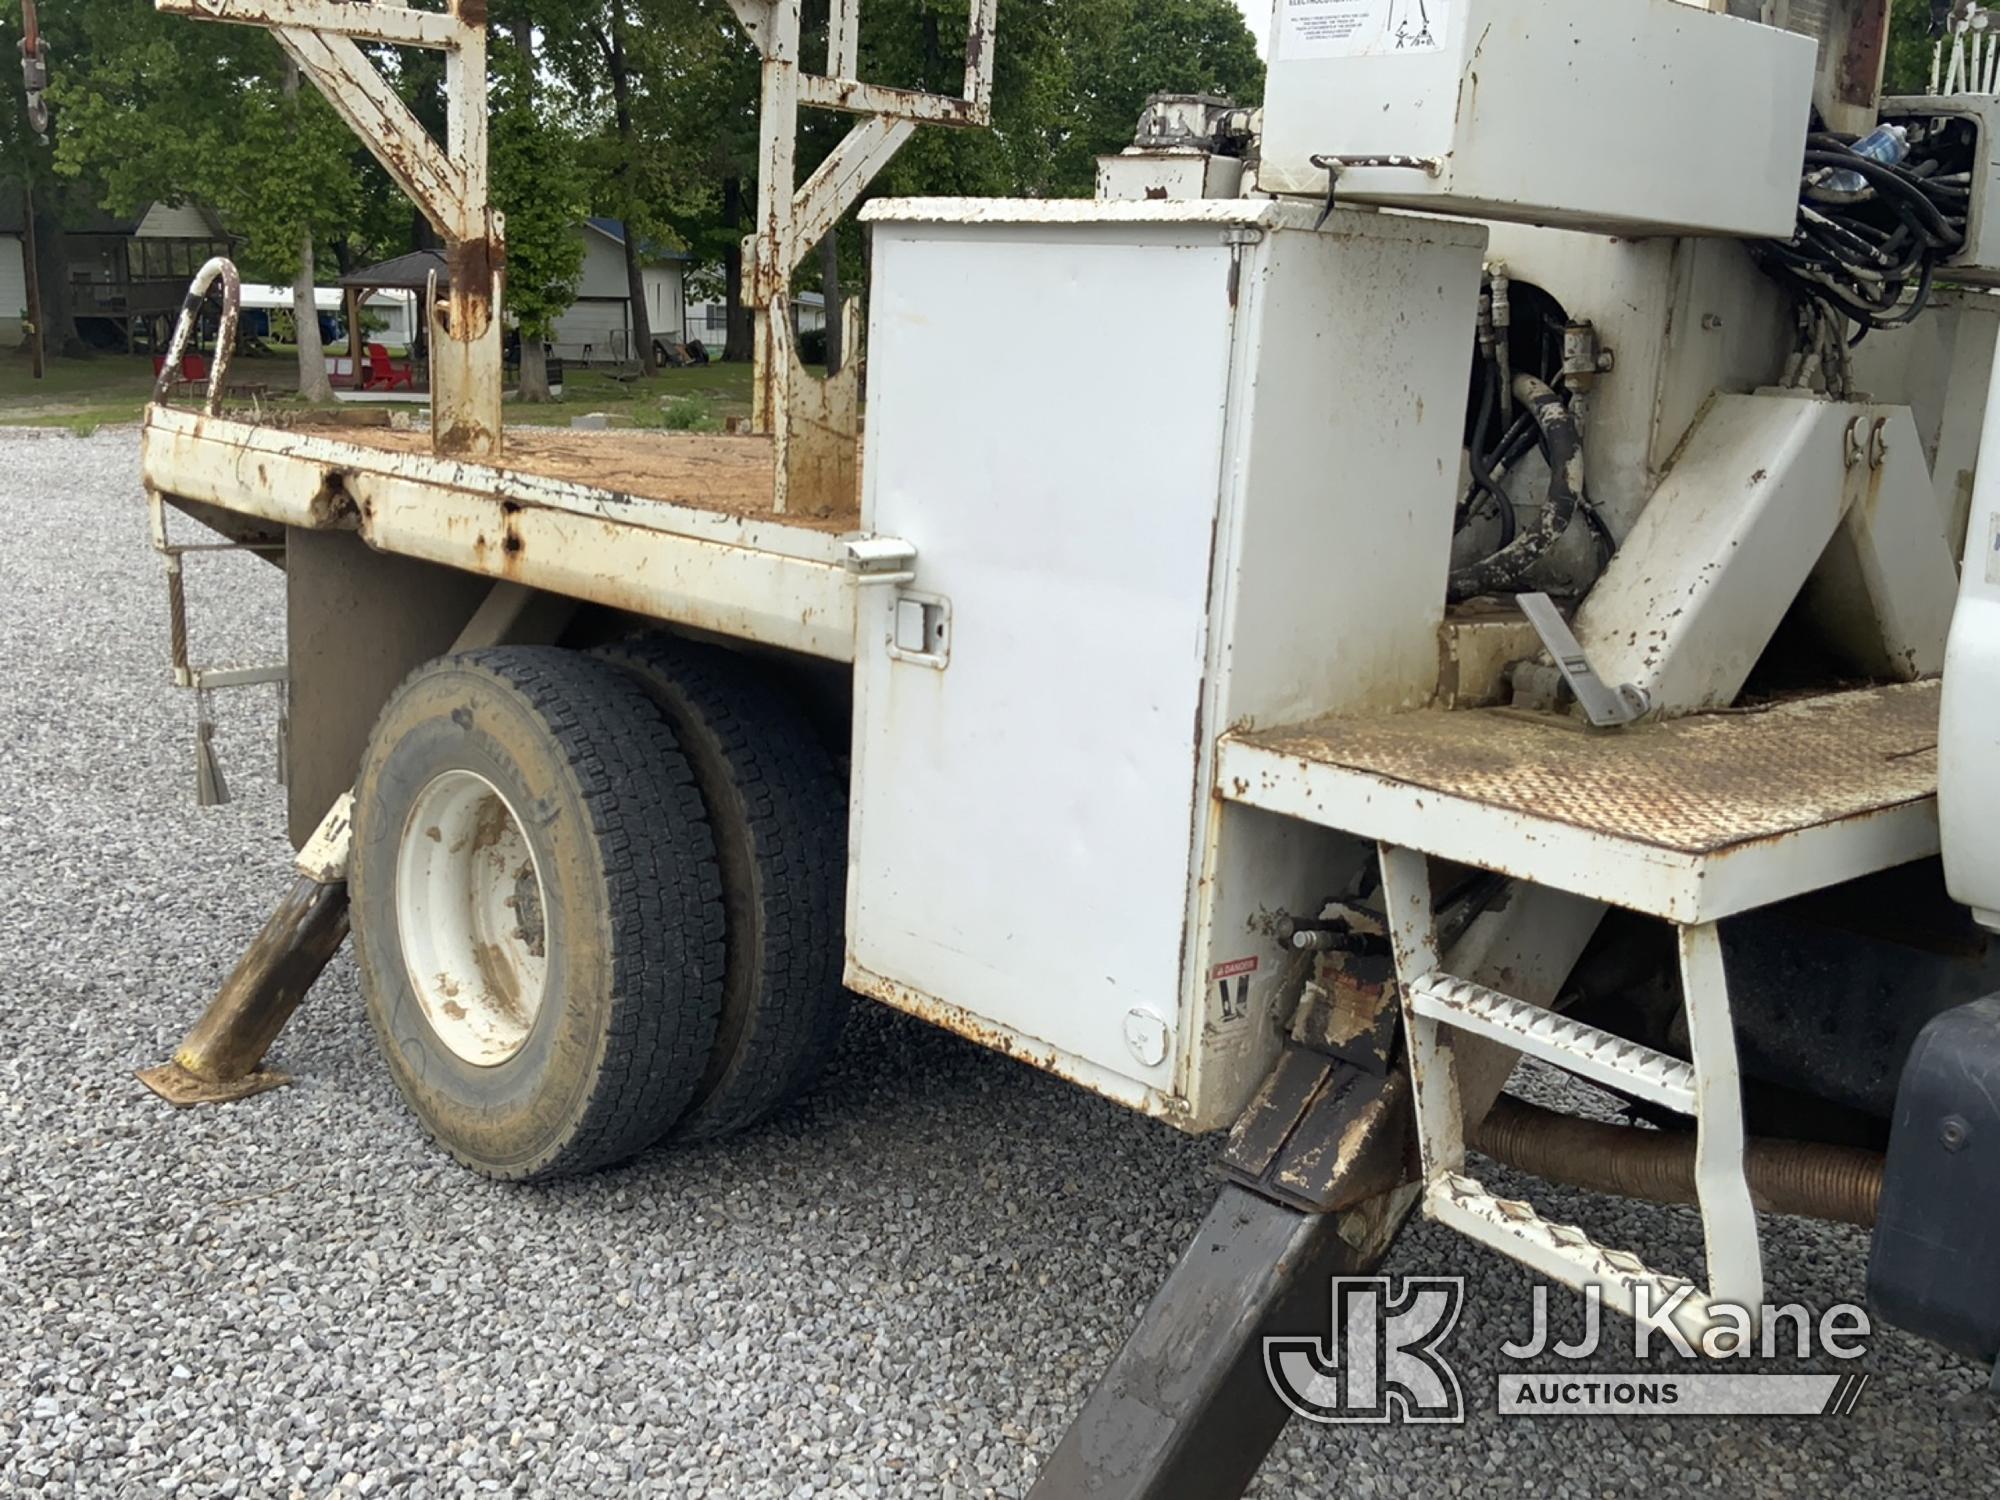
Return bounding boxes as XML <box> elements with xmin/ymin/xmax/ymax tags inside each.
<box><xmin>290</xmin><ymin>423</ymin><xmax>854</xmax><ymax>531</ymax></box>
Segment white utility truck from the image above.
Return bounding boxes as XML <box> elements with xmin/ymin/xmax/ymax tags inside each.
<box><xmin>123</xmin><ymin>0</ymin><xmax>2000</xmax><ymax>1490</ymax></box>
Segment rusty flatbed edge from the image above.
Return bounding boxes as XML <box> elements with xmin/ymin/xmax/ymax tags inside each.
<box><xmin>139</xmin><ymin>408</ymin><xmax>860</xmax><ymax>548</ymax></box>
<box><xmin>140</xmin><ymin>406</ymin><xmax>863</xmax><ymax>663</ymax></box>
<box><xmin>1217</xmin><ymin>683</ymin><xmax>1943</xmax><ymax>925</ymax></box>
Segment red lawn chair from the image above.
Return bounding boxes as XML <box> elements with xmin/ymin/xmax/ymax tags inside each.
<box><xmin>363</xmin><ymin>343</ymin><xmax>415</xmax><ymax>391</ymax></box>
<box><xmin>152</xmin><ymin>352</ymin><xmax>210</xmax><ymax>383</ymax></box>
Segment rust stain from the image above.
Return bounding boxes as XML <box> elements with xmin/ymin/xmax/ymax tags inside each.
<box><xmin>852</xmin><ymin>966</ymin><xmax>1193</xmax><ymax>1125</ymax></box>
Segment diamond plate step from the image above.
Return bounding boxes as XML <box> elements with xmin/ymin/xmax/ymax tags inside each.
<box><xmin>1425</xmin><ymin>1172</ymin><xmax>1722</xmax><ymax>1344</ymax></box>
<box><xmin>1410</xmin><ymin>973</ymin><xmax>1698</xmax><ymax>1113</ymax></box>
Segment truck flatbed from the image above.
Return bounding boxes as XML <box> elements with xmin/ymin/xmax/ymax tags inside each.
<box><xmin>140</xmin><ymin>407</ymin><xmax>863</xmax><ymax>662</ymax></box>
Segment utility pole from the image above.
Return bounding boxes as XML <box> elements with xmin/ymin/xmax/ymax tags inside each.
<box><xmin>20</xmin><ymin>0</ymin><xmax>49</xmax><ymax>378</ymax></box>
<box><xmin>22</xmin><ymin>186</ymin><xmax>45</xmax><ymax>380</ymax></box>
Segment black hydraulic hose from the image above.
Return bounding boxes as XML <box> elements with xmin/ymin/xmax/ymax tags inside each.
<box><xmin>1457</xmin><ymin>359</ymin><xmax>1516</xmax><ymax>538</ymax></box>
<box><xmin>1800</xmin><ymin>148</ymin><xmax>1963</xmax><ymax>249</ymax></box>
<box><xmin>1448</xmin><ymin>375</ymin><xmax>1580</xmax><ymax>603</ymax></box>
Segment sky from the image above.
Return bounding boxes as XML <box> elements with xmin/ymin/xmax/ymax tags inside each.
<box><xmin>1236</xmin><ymin>0</ymin><xmax>1271</xmax><ymax>56</ymax></box>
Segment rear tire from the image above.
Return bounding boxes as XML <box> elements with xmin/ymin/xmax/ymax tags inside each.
<box><xmin>350</xmin><ymin>647</ymin><xmax>726</xmax><ymax>1180</ymax></box>
<box><xmin>596</xmin><ymin>635</ymin><xmax>849</xmax><ymax>1139</ymax></box>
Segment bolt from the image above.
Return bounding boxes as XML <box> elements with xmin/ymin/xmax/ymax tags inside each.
<box><xmin>1941</xmin><ymin>1114</ymin><xmax>1972</xmax><ymax>1152</ymax></box>
<box><xmin>1702</xmin><ymin>314</ymin><xmax>1724</xmax><ymax>331</ymax></box>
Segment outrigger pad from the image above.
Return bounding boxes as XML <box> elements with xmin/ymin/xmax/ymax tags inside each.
<box><xmin>136</xmin><ymin>1061</ymin><xmax>293</xmax><ymax>1108</ymax></box>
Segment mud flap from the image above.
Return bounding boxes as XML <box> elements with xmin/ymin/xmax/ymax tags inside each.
<box><xmin>1869</xmin><ymin>996</ymin><xmax>2000</xmax><ymax>1372</ymax></box>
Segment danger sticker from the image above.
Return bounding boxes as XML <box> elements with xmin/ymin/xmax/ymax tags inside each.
<box><xmin>1278</xmin><ymin>0</ymin><xmax>1449</xmax><ymax>59</ymax></box>
<box><xmin>1211</xmin><ymin>956</ymin><xmax>1261</xmax><ymax>981</ymax></box>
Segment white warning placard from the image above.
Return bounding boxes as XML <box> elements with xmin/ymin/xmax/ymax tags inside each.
<box><xmin>1278</xmin><ymin>0</ymin><xmax>1450</xmax><ymax>59</ymax></box>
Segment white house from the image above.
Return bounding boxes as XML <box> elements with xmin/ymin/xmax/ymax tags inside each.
<box><xmin>550</xmin><ymin>219</ymin><xmax>689</xmax><ymax>364</ymax></box>
<box><xmin>689</xmin><ymin>287</ymin><xmax>826</xmax><ymax>345</ymax></box>
<box><xmin>0</xmin><ymin>216</ymin><xmax>24</xmax><ymax>348</ymax></box>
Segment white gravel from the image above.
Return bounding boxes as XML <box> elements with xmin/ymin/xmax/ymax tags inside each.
<box><xmin>2</xmin><ymin>427</ymin><xmax>1994</xmax><ymax>1498</ymax></box>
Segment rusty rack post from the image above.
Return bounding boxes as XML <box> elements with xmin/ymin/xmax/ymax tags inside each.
<box><xmin>728</xmin><ymin>0</ymin><xmax>996</xmax><ymax>512</ymax></box>
<box><xmin>156</xmin><ymin>0</ymin><xmax>503</xmax><ymax>459</ymax></box>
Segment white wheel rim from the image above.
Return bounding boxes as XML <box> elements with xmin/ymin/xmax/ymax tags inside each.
<box><xmin>395</xmin><ymin>770</ymin><xmax>550</xmax><ymax>1067</ymax></box>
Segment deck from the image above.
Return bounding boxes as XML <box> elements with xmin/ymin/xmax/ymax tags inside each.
<box><xmin>139</xmin><ymin>407</ymin><xmax>864</xmax><ymax>662</ymax></box>
<box><xmin>293</xmin><ymin>423</ymin><xmax>815</xmax><ymax>526</ymax></box>
<box><xmin>1217</xmin><ymin>682</ymin><xmax>1942</xmax><ymax>924</ymax></box>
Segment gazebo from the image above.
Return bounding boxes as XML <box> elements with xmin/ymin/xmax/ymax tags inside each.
<box><xmin>335</xmin><ymin>249</ymin><xmax>445</xmax><ymax>390</ymax></box>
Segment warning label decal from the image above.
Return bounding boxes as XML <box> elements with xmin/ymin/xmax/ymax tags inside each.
<box><xmin>1278</xmin><ymin>0</ymin><xmax>1450</xmax><ymax>59</ymax></box>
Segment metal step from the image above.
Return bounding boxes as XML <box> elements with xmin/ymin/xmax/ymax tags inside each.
<box><xmin>1425</xmin><ymin>1172</ymin><xmax>1722</xmax><ymax>1345</ymax></box>
<box><xmin>1409</xmin><ymin>973</ymin><xmax>1698</xmax><ymax>1114</ymax></box>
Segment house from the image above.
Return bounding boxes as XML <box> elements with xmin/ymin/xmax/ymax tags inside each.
<box><xmin>2</xmin><ymin>199</ymin><xmax>235</xmax><ymax>352</ymax></box>
<box><xmin>63</xmin><ymin>201</ymin><xmax>233</xmax><ymax>343</ymax></box>
<box><xmin>0</xmin><ymin>203</ymin><xmax>25</xmax><ymax>348</ymax></box>
<box><xmin>551</xmin><ymin>219</ymin><xmax>690</xmax><ymax>364</ymax></box>
<box><xmin>689</xmin><ymin>287</ymin><xmax>826</xmax><ymax>345</ymax></box>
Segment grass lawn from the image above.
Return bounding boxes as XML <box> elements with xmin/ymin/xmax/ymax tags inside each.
<box><xmin>0</xmin><ymin>346</ymin><xmax>766</xmax><ymax>436</ymax></box>
<box><xmin>510</xmin><ymin>362</ymin><xmax>760</xmax><ymax>430</ymax></box>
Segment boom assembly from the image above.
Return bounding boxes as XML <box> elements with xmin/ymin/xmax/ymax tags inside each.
<box><xmin>129</xmin><ymin>0</ymin><xmax>2000</xmax><ymax>1490</ymax></box>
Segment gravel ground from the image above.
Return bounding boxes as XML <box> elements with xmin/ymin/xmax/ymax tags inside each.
<box><xmin>3</xmin><ymin>427</ymin><xmax>1996</xmax><ymax>1499</ymax></box>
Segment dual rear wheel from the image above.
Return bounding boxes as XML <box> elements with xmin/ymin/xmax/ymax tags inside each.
<box><xmin>348</xmin><ymin>639</ymin><xmax>846</xmax><ymax>1179</ymax></box>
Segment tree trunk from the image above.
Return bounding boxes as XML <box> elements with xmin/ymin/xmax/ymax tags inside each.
<box><xmin>619</xmin><ymin>230</ymin><xmax>654</xmax><ymax>374</ymax></box>
<box><xmin>508</xmin><ymin>19</ymin><xmax>550</xmax><ymax>403</ymax></box>
<box><xmin>283</xmin><ymin>62</ymin><xmax>335</xmax><ymax>403</ymax></box>
<box><xmin>519</xmin><ymin>336</ymin><xmax>551</xmax><ymax>401</ymax></box>
<box><xmin>723</xmin><ymin>175</ymin><xmax>754</xmax><ymax>363</ymax></box>
<box><xmin>29</xmin><ymin>179</ymin><xmax>85</xmax><ymax>359</ymax></box>
<box><xmin>606</xmin><ymin>11</ymin><xmax>656</xmax><ymax>376</ymax></box>
<box><xmin>819</xmin><ymin>231</ymin><xmax>843</xmax><ymax>376</ymax></box>
<box><xmin>292</xmin><ymin>235</ymin><xmax>335</xmax><ymax>402</ymax></box>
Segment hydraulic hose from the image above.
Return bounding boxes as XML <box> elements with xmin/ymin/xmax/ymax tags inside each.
<box><xmin>1448</xmin><ymin>374</ymin><xmax>1582</xmax><ymax>603</ymax></box>
<box><xmin>1472</xmin><ymin>1095</ymin><xmax>1884</xmax><ymax>1228</ymax></box>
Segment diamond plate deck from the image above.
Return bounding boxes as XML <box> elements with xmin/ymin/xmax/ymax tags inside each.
<box><xmin>1218</xmin><ymin>683</ymin><xmax>1942</xmax><ymax>923</ymax></box>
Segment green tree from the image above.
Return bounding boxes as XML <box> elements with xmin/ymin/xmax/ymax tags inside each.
<box><xmin>492</xmin><ymin>16</ymin><xmax>589</xmax><ymax>400</ymax></box>
<box><xmin>45</xmin><ymin>0</ymin><xmax>360</xmax><ymax>395</ymax></box>
<box><xmin>2</xmin><ymin>0</ymin><xmax>105</xmax><ymax>357</ymax></box>
<box><xmin>1885</xmin><ymin>0</ymin><xmax>1942</xmax><ymax>95</ymax></box>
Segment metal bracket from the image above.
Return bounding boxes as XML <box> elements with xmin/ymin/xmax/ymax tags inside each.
<box><xmin>1517</xmin><ymin>591</ymin><xmax>1651</xmax><ymax>727</ymax></box>
<box><xmin>1222</xmin><ymin>1043</ymin><xmax>1410</xmax><ymax>1215</ymax></box>
<box><xmin>844</xmin><ymin>535</ymin><xmax>919</xmax><ymax>587</ymax></box>
<box><xmin>295</xmin><ymin>793</ymin><xmax>356</xmax><ymax>884</ymax></box>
